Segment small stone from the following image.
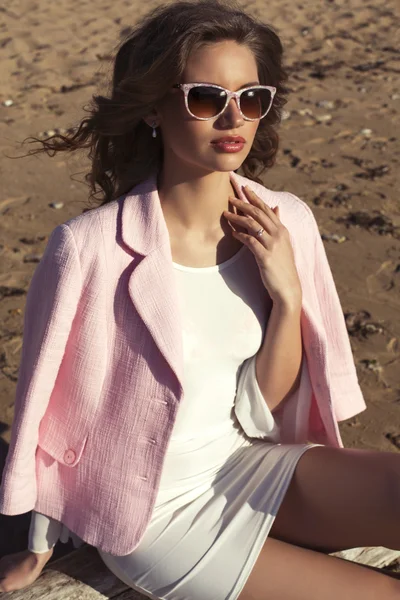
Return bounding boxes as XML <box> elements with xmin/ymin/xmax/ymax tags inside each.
<box><xmin>360</xmin><ymin>128</ymin><xmax>373</xmax><ymax>136</ymax></box>
<box><xmin>3</xmin><ymin>99</ymin><xmax>13</xmax><ymax>107</ymax></box>
<box><xmin>49</xmin><ymin>202</ymin><xmax>64</xmax><ymax>209</ymax></box>
<box><xmin>281</xmin><ymin>110</ymin><xmax>291</xmax><ymax>120</ymax></box>
<box><xmin>307</xmin><ymin>137</ymin><xmax>326</xmax><ymax>144</ymax></box>
<box><xmin>390</xmin><ymin>93</ymin><xmax>399</xmax><ymax>100</ymax></box>
<box><xmin>316</xmin><ymin>100</ymin><xmax>335</xmax><ymax>109</ymax></box>
<box><xmin>23</xmin><ymin>253</ymin><xmax>42</xmax><ymax>263</ymax></box>
<box><xmin>298</xmin><ymin>108</ymin><xmax>314</xmax><ymax>116</ymax></box>
<box><xmin>316</xmin><ymin>114</ymin><xmax>332</xmax><ymax>122</ymax></box>
<box><xmin>321</xmin><ymin>233</ymin><xmax>347</xmax><ymax>243</ymax></box>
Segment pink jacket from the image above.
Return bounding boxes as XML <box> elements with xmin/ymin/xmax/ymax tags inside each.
<box><xmin>0</xmin><ymin>170</ymin><xmax>366</xmax><ymax>555</ymax></box>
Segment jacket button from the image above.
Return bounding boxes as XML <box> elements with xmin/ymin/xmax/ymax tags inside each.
<box><xmin>64</xmin><ymin>449</ymin><xmax>76</xmax><ymax>464</ymax></box>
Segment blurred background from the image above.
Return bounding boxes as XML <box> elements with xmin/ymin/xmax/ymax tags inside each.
<box><xmin>0</xmin><ymin>0</ymin><xmax>399</xmax><ymax>561</ymax></box>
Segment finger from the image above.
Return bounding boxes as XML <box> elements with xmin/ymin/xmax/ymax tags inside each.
<box><xmin>223</xmin><ymin>209</ymin><xmax>271</xmax><ymax>237</ymax></box>
<box><xmin>232</xmin><ymin>230</ymin><xmax>269</xmax><ymax>259</ymax></box>
<box><xmin>243</xmin><ymin>187</ymin><xmax>281</xmax><ymax>224</ymax></box>
<box><xmin>227</xmin><ymin>199</ymin><xmax>276</xmax><ymax>235</ymax></box>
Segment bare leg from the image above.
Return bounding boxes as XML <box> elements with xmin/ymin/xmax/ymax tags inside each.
<box><xmin>237</xmin><ymin>536</ymin><xmax>400</xmax><ymax>600</ymax></box>
<box><xmin>237</xmin><ymin>446</ymin><xmax>400</xmax><ymax>599</ymax></box>
<box><xmin>269</xmin><ymin>446</ymin><xmax>400</xmax><ymax>553</ymax></box>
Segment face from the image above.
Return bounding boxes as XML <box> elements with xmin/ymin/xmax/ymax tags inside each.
<box><xmin>146</xmin><ymin>40</ymin><xmax>261</xmax><ymax>176</ymax></box>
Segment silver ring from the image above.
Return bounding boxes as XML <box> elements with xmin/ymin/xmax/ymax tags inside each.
<box><xmin>255</xmin><ymin>227</ymin><xmax>264</xmax><ymax>238</ymax></box>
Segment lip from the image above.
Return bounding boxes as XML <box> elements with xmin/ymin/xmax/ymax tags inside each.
<box><xmin>211</xmin><ymin>136</ymin><xmax>246</xmax><ymax>143</ymax></box>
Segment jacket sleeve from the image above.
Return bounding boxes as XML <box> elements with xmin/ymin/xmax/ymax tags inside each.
<box><xmin>0</xmin><ymin>224</ymin><xmax>83</xmax><ymax>515</ymax></box>
<box><xmin>234</xmin><ymin>354</ymin><xmax>281</xmax><ymax>442</ymax></box>
<box><xmin>303</xmin><ymin>202</ymin><xmax>367</xmax><ymax>421</ymax></box>
<box><xmin>28</xmin><ymin>510</ymin><xmax>84</xmax><ymax>552</ymax></box>
<box><xmin>28</xmin><ymin>511</ymin><xmax>61</xmax><ymax>553</ymax></box>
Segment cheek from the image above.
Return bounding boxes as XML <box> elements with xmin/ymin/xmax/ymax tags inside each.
<box><xmin>249</xmin><ymin>121</ymin><xmax>260</xmax><ymax>139</ymax></box>
<box><xmin>162</xmin><ymin>116</ymin><xmax>213</xmax><ymax>152</ymax></box>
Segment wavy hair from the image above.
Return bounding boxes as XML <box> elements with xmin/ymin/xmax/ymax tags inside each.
<box><xmin>13</xmin><ymin>0</ymin><xmax>289</xmax><ymax>208</ymax></box>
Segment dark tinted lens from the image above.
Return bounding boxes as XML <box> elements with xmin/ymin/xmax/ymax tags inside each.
<box><xmin>187</xmin><ymin>86</ymin><xmax>227</xmax><ymax>118</ymax></box>
<box><xmin>240</xmin><ymin>88</ymin><xmax>272</xmax><ymax>119</ymax></box>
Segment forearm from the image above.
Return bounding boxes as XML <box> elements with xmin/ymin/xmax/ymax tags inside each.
<box><xmin>255</xmin><ymin>300</ymin><xmax>303</xmax><ymax>413</ymax></box>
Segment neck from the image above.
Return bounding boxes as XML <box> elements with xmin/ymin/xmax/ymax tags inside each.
<box><xmin>157</xmin><ymin>165</ymin><xmax>239</xmax><ymax>242</ymax></box>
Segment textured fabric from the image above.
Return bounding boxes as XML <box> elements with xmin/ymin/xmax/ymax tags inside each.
<box><xmin>0</xmin><ymin>170</ymin><xmax>366</xmax><ymax>555</ymax></box>
<box><xmin>27</xmin><ymin>241</ymin><xmax>280</xmax><ymax>554</ymax></box>
<box><xmin>97</xmin><ymin>439</ymin><xmax>320</xmax><ymax>600</ymax></box>
<box><xmin>26</xmin><ymin>248</ymin><xmax>320</xmax><ymax>600</ymax></box>
<box><xmin>89</xmin><ymin>254</ymin><xmax>320</xmax><ymax>600</ymax></box>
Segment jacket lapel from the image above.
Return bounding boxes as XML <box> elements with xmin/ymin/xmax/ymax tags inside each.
<box><xmin>119</xmin><ymin>171</ymin><xmax>262</xmax><ymax>399</ymax></box>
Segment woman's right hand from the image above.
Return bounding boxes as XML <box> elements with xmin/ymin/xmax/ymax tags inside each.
<box><xmin>0</xmin><ymin>547</ymin><xmax>54</xmax><ymax>593</ymax></box>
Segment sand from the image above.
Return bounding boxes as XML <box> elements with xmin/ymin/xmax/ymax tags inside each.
<box><xmin>0</xmin><ymin>0</ymin><xmax>399</xmax><ymax>560</ymax></box>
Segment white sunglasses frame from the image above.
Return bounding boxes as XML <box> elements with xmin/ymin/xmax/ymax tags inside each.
<box><xmin>172</xmin><ymin>82</ymin><xmax>277</xmax><ymax>121</ymax></box>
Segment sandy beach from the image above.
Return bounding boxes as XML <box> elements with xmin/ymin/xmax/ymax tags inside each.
<box><xmin>0</xmin><ymin>0</ymin><xmax>399</xmax><ymax>564</ymax></box>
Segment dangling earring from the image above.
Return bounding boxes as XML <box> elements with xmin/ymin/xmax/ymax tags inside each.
<box><xmin>152</xmin><ymin>121</ymin><xmax>157</xmax><ymax>138</ymax></box>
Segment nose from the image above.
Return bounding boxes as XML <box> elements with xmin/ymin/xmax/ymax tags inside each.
<box><xmin>219</xmin><ymin>97</ymin><xmax>244</xmax><ymax>126</ymax></box>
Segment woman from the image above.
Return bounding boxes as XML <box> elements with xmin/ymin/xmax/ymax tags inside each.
<box><xmin>0</xmin><ymin>0</ymin><xmax>399</xmax><ymax>598</ymax></box>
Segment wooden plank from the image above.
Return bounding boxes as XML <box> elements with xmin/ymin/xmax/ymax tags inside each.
<box><xmin>4</xmin><ymin>545</ymin><xmax>400</xmax><ymax>598</ymax></box>
<box><xmin>4</xmin><ymin>545</ymin><xmax>144</xmax><ymax>599</ymax></box>
<box><xmin>330</xmin><ymin>547</ymin><xmax>400</xmax><ymax>569</ymax></box>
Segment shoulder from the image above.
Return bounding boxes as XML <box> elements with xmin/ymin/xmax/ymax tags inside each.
<box><xmin>44</xmin><ymin>196</ymin><xmax>124</xmax><ymax>273</ymax></box>
<box><xmin>50</xmin><ymin>196</ymin><xmax>124</xmax><ymax>253</ymax></box>
<box><xmin>63</xmin><ymin>197</ymin><xmax>121</xmax><ymax>238</ymax></box>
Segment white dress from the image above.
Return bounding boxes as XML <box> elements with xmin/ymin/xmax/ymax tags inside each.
<box><xmin>29</xmin><ymin>243</ymin><xmax>321</xmax><ymax>600</ymax></box>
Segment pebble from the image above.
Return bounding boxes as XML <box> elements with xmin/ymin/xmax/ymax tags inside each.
<box><xmin>321</xmin><ymin>233</ymin><xmax>347</xmax><ymax>243</ymax></box>
<box><xmin>297</xmin><ymin>108</ymin><xmax>314</xmax><ymax>116</ymax></box>
<box><xmin>281</xmin><ymin>110</ymin><xmax>291</xmax><ymax>120</ymax></box>
<box><xmin>316</xmin><ymin>100</ymin><xmax>335</xmax><ymax>109</ymax></box>
<box><xmin>3</xmin><ymin>99</ymin><xmax>13</xmax><ymax>107</ymax></box>
<box><xmin>360</xmin><ymin>358</ymin><xmax>382</xmax><ymax>373</ymax></box>
<box><xmin>23</xmin><ymin>254</ymin><xmax>42</xmax><ymax>263</ymax></box>
<box><xmin>49</xmin><ymin>202</ymin><xmax>64</xmax><ymax>209</ymax></box>
<box><xmin>315</xmin><ymin>114</ymin><xmax>332</xmax><ymax>122</ymax></box>
<box><xmin>38</xmin><ymin>127</ymin><xmax>75</xmax><ymax>139</ymax></box>
<box><xmin>360</xmin><ymin>128</ymin><xmax>373</xmax><ymax>136</ymax></box>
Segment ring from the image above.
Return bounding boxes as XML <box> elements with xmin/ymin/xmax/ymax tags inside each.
<box><xmin>255</xmin><ymin>227</ymin><xmax>264</xmax><ymax>238</ymax></box>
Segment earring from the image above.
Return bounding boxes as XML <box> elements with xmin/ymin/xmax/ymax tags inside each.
<box><xmin>152</xmin><ymin>121</ymin><xmax>157</xmax><ymax>138</ymax></box>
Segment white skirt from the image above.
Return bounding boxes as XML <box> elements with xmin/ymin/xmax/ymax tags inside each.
<box><xmin>98</xmin><ymin>420</ymin><xmax>322</xmax><ymax>600</ymax></box>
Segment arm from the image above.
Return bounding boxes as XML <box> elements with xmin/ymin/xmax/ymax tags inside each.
<box><xmin>305</xmin><ymin>202</ymin><xmax>367</xmax><ymax>420</ymax></box>
<box><xmin>255</xmin><ymin>300</ymin><xmax>303</xmax><ymax>413</ymax></box>
<box><xmin>0</xmin><ymin>224</ymin><xmax>83</xmax><ymax>515</ymax></box>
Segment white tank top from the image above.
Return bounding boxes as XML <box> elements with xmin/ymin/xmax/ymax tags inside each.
<box><xmin>169</xmin><ymin>243</ymin><xmax>273</xmax><ymax>442</ymax></box>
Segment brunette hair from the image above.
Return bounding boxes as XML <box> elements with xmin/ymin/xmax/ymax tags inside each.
<box><xmin>14</xmin><ymin>0</ymin><xmax>289</xmax><ymax>208</ymax></box>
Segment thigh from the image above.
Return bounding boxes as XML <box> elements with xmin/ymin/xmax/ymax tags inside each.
<box><xmin>269</xmin><ymin>445</ymin><xmax>400</xmax><ymax>553</ymax></box>
<box><xmin>237</xmin><ymin>536</ymin><xmax>400</xmax><ymax>600</ymax></box>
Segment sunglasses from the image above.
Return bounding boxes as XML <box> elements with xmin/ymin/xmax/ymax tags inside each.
<box><xmin>172</xmin><ymin>82</ymin><xmax>277</xmax><ymax>121</ymax></box>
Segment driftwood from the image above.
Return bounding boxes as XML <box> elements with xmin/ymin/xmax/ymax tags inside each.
<box><xmin>331</xmin><ymin>546</ymin><xmax>400</xmax><ymax>569</ymax></box>
<box><xmin>2</xmin><ymin>544</ymin><xmax>400</xmax><ymax>599</ymax></box>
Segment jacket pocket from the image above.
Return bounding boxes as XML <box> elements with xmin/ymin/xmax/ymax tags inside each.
<box><xmin>37</xmin><ymin>413</ymin><xmax>89</xmax><ymax>468</ymax></box>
